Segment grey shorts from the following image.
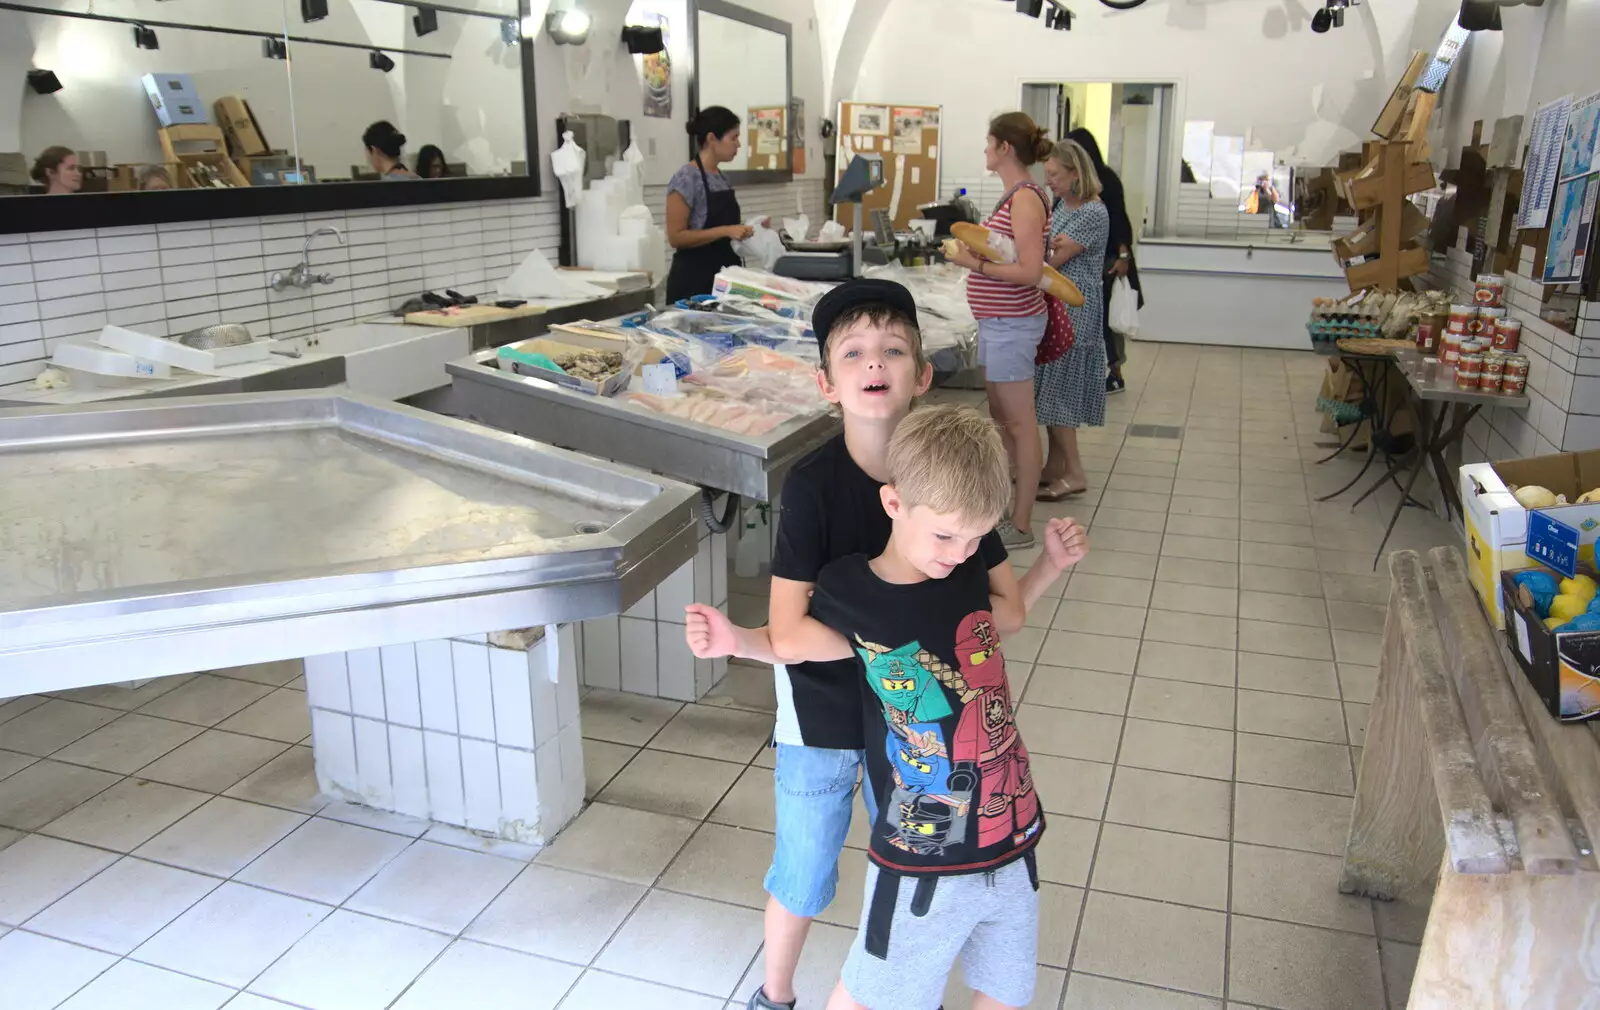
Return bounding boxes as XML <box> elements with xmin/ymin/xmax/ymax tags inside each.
<box><xmin>978</xmin><ymin>314</ymin><xmax>1047</xmax><ymax>384</ymax></box>
<box><xmin>840</xmin><ymin>855</ymin><xmax>1039</xmax><ymax>1010</ymax></box>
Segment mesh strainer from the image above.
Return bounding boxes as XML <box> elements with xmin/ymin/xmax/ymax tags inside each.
<box><xmin>176</xmin><ymin>324</ymin><xmax>253</xmax><ymax>349</ymax></box>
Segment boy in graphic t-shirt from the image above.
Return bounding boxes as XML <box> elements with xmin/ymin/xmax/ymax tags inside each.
<box><xmin>690</xmin><ymin>404</ymin><xmax>1086</xmax><ymax>1010</ymax></box>
<box><xmin>684</xmin><ymin>278</ymin><xmax>1084</xmax><ymax>1010</ymax></box>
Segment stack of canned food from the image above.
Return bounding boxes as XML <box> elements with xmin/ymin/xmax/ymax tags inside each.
<box><xmin>1412</xmin><ymin>275</ymin><xmax>1528</xmax><ymax>394</ymax></box>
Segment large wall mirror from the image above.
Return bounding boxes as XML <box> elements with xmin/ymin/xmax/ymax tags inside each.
<box><xmin>691</xmin><ymin>0</ymin><xmax>790</xmax><ymax>184</ymax></box>
<box><xmin>1</xmin><ymin>0</ymin><xmax>537</xmax><ymax>234</ymax></box>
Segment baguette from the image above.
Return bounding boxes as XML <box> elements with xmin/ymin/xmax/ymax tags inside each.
<box><xmin>951</xmin><ymin>223</ymin><xmax>1085</xmax><ymax>307</ymax></box>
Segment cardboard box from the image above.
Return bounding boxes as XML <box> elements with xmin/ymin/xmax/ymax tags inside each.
<box><xmin>142</xmin><ymin>73</ymin><xmax>208</xmax><ymax>127</ymax></box>
<box><xmin>1500</xmin><ymin>566</ymin><xmax>1600</xmax><ymax>722</ymax></box>
<box><xmin>213</xmin><ymin>96</ymin><xmax>271</xmax><ymax>157</ymax></box>
<box><xmin>1462</xmin><ymin>451</ymin><xmax>1600</xmax><ymax>624</ymax></box>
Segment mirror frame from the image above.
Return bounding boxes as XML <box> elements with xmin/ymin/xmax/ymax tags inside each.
<box><xmin>688</xmin><ymin>0</ymin><xmax>793</xmax><ymax>187</ymax></box>
<box><xmin>2</xmin><ymin>7</ymin><xmax>541</xmax><ymax>236</ymax></box>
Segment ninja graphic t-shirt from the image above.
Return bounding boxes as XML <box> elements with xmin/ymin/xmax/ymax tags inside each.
<box><xmin>809</xmin><ymin>551</ymin><xmax>1044</xmax><ymax>876</ymax></box>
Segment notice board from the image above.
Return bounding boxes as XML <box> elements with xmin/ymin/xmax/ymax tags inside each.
<box><xmin>834</xmin><ymin>101</ymin><xmax>942</xmax><ymax>230</ymax></box>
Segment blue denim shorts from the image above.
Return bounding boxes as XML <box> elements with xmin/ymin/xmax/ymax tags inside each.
<box><xmin>764</xmin><ymin>743</ymin><xmax>876</xmax><ymax>918</ymax></box>
<box><xmin>978</xmin><ymin>313</ymin><xmax>1047</xmax><ymax>383</ymax></box>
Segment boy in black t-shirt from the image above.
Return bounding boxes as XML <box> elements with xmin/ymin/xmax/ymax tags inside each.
<box><xmin>690</xmin><ymin>405</ymin><xmax>1086</xmax><ymax>1010</ymax></box>
<box><xmin>684</xmin><ymin>279</ymin><xmax>1084</xmax><ymax>1010</ymax></box>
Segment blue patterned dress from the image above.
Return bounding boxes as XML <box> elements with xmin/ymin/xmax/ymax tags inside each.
<box><xmin>1035</xmin><ymin>199</ymin><xmax>1109</xmax><ymax>428</ymax></box>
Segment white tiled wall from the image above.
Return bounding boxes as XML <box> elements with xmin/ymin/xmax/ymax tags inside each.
<box><xmin>303</xmin><ymin>625</ymin><xmax>585</xmax><ymax>845</ymax></box>
<box><xmin>0</xmin><ymin>179</ymin><xmax>827</xmax><ymax>389</ymax></box>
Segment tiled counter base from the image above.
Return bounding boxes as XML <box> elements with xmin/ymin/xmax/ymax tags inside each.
<box><xmin>302</xmin><ymin>624</ymin><xmax>585</xmax><ymax>845</ymax></box>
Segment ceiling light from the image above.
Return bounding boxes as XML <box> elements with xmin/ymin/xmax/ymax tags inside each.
<box><xmin>413</xmin><ymin>7</ymin><xmax>438</xmax><ymax>36</ymax></box>
<box><xmin>369</xmin><ymin>50</ymin><xmax>395</xmax><ymax>72</ymax></box>
<box><xmin>301</xmin><ymin>0</ymin><xmax>329</xmax><ymax>22</ymax></box>
<box><xmin>1044</xmin><ymin>1</ymin><xmax>1074</xmax><ymax>29</ymax></box>
<box><xmin>27</xmin><ymin>69</ymin><xmax>63</xmax><ymax>95</ymax></box>
<box><xmin>132</xmin><ymin>24</ymin><xmax>159</xmax><ymax>49</ymax></box>
<box><xmin>1458</xmin><ymin>0</ymin><xmax>1503</xmax><ymax>31</ymax></box>
<box><xmin>546</xmin><ymin>8</ymin><xmax>591</xmax><ymax>45</ymax></box>
<box><xmin>262</xmin><ymin>37</ymin><xmax>288</xmax><ymax>59</ymax></box>
<box><xmin>1016</xmin><ymin>0</ymin><xmax>1044</xmax><ymax>16</ymax></box>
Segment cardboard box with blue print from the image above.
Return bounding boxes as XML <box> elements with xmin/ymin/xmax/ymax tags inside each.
<box><xmin>141</xmin><ymin>73</ymin><xmax>208</xmax><ymax>127</ymax></box>
<box><xmin>1500</xmin><ymin>559</ymin><xmax>1600</xmax><ymax>722</ymax></box>
<box><xmin>1461</xmin><ymin>450</ymin><xmax>1600</xmax><ymax>625</ymax></box>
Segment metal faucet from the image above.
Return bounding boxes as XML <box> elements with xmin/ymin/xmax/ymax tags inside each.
<box><xmin>270</xmin><ymin>226</ymin><xmax>345</xmax><ymax>291</ymax></box>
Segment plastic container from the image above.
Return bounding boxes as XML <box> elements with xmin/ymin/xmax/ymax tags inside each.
<box><xmin>51</xmin><ymin>340</ymin><xmax>172</xmax><ymax>379</ymax></box>
<box><xmin>97</xmin><ymin>324</ymin><xmax>268</xmax><ymax>373</ymax></box>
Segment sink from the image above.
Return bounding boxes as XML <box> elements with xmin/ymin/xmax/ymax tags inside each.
<box><xmin>277</xmin><ymin>321</ymin><xmax>469</xmax><ymax>400</ymax></box>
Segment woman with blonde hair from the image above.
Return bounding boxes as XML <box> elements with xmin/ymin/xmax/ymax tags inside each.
<box><xmin>1035</xmin><ymin>138</ymin><xmax>1110</xmax><ymax>499</ymax></box>
<box><xmin>943</xmin><ymin>111</ymin><xmax>1053</xmax><ymax>549</ymax></box>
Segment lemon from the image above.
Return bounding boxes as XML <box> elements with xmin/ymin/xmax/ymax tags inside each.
<box><xmin>1562</xmin><ymin>575</ymin><xmax>1598</xmax><ymax>600</ymax></box>
<box><xmin>1547</xmin><ymin>616</ymin><xmax>1569</xmax><ymax>630</ymax></box>
<box><xmin>1550</xmin><ymin>594</ymin><xmax>1589</xmax><ymax>622</ymax></box>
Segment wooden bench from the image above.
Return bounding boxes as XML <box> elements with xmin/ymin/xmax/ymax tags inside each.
<box><xmin>1341</xmin><ymin>546</ymin><xmax>1600</xmax><ymax>1007</ymax></box>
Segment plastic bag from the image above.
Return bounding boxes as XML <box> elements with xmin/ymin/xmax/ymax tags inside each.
<box><xmin>818</xmin><ymin>219</ymin><xmax>847</xmax><ymax>243</ymax></box>
<box><xmin>550</xmin><ymin>131</ymin><xmax>586</xmax><ymax>209</ymax></box>
<box><xmin>735</xmin><ymin>219</ymin><xmax>788</xmax><ymax>272</ymax></box>
<box><xmin>782</xmin><ymin>215</ymin><xmax>810</xmax><ymax>242</ymax></box>
<box><xmin>1109</xmin><ymin>276</ymin><xmax>1140</xmax><ymax>337</ymax></box>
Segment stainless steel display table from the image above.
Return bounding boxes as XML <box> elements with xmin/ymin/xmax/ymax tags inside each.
<box><xmin>447</xmin><ymin>346</ymin><xmax>839</xmax><ymax>701</ymax></box>
<box><xmin>0</xmin><ymin>392</ymin><xmax>700</xmax><ymax>841</ymax></box>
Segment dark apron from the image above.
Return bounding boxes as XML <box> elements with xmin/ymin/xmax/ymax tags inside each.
<box><xmin>666</xmin><ymin>160</ymin><xmax>742</xmax><ymax>303</ymax></box>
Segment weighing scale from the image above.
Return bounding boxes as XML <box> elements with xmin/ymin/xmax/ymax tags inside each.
<box><xmin>773</xmin><ymin>154</ymin><xmax>885</xmax><ymax>282</ymax></box>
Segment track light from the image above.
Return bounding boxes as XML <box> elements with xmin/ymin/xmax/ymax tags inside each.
<box><xmin>413</xmin><ymin>7</ymin><xmax>438</xmax><ymax>36</ymax></box>
<box><xmin>545</xmin><ymin>8</ymin><xmax>591</xmax><ymax>45</ymax></box>
<box><xmin>261</xmin><ymin>37</ymin><xmax>287</xmax><ymax>60</ymax></box>
<box><xmin>621</xmin><ymin>24</ymin><xmax>665</xmax><ymax>54</ymax></box>
<box><xmin>369</xmin><ymin>50</ymin><xmax>395</xmax><ymax>72</ymax></box>
<box><xmin>1016</xmin><ymin>0</ymin><xmax>1044</xmax><ymax>15</ymax></box>
<box><xmin>132</xmin><ymin>24</ymin><xmax>159</xmax><ymax>50</ymax></box>
<box><xmin>27</xmin><ymin>69</ymin><xmax>63</xmax><ymax>94</ymax></box>
<box><xmin>1458</xmin><ymin>0</ymin><xmax>1503</xmax><ymax>31</ymax></box>
<box><xmin>1044</xmin><ymin>1</ymin><xmax>1073</xmax><ymax>29</ymax></box>
<box><xmin>301</xmin><ymin>0</ymin><xmax>328</xmax><ymax>22</ymax></box>
<box><xmin>1312</xmin><ymin>0</ymin><xmax>1348</xmax><ymax>33</ymax></box>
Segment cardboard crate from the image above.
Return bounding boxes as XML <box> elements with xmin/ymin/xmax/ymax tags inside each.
<box><xmin>1500</xmin><ymin>566</ymin><xmax>1600</xmax><ymax>722</ymax></box>
<box><xmin>214</xmin><ymin>96</ymin><xmax>271</xmax><ymax>157</ymax></box>
<box><xmin>496</xmin><ymin>336</ymin><xmax>635</xmax><ymax>396</ymax></box>
<box><xmin>142</xmin><ymin>73</ymin><xmax>208</xmax><ymax>127</ymax></box>
<box><xmin>1462</xmin><ymin>450</ymin><xmax>1600</xmax><ymax>624</ymax></box>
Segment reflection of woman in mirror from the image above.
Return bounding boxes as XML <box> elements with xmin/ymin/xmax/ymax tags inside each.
<box><xmin>415</xmin><ymin>145</ymin><xmax>448</xmax><ymax>179</ymax></box>
<box><xmin>32</xmin><ymin>146</ymin><xmax>81</xmax><ymax>194</ymax></box>
<box><xmin>362</xmin><ymin>121</ymin><xmax>417</xmax><ymax>180</ymax></box>
<box><xmin>138</xmin><ymin>165</ymin><xmax>172</xmax><ymax>191</ymax></box>
<box><xmin>1066</xmin><ymin>128</ymin><xmax>1141</xmax><ymax>395</ymax></box>
<box><xmin>665</xmin><ymin>106</ymin><xmax>752</xmax><ymax>302</ymax></box>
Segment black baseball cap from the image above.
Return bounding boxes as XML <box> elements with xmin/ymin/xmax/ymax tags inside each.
<box><xmin>811</xmin><ymin>278</ymin><xmax>919</xmax><ymax>355</ymax></box>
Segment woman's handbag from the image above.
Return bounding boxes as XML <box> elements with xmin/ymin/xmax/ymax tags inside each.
<box><xmin>1036</xmin><ymin>293</ymin><xmax>1075</xmax><ymax>366</ymax></box>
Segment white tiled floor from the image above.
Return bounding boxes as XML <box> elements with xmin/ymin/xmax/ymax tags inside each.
<box><xmin>0</xmin><ymin>343</ymin><xmax>1454</xmax><ymax>1009</ymax></box>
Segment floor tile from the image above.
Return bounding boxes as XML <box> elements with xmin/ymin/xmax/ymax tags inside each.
<box><xmin>49</xmin><ymin>714</ymin><xmax>204</xmax><ymax>774</ymax></box>
<box><xmin>1163</xmin><ymin>515</ymin><xmax>1239</xmax><ymax>540</ymax></box>
<box><xmin>0</xmin><ymin>834</ymin><xmax>120</xmax><ymax>925</ymax></box>
<box><xmin>1006</xmin><ymin>625</ymin><xmax>1048</xmax><ymax>663</ymax></box>
<box><xmin>708</xmin><ymin>765</ymin><xmax>777</xmax><ymax>832</ymax></box>
<box><xmin>1381</xmin><ymin>939</ymin><xmax>1421</xmax><ymax>1007</ymax></box>
<box><xmin>1331</xmin><ymin>629</ymin><xmax>1382</xmax><ymax>666</ymax></box>
<box><xmin>732</xmin><ymin>919</ymin><xmax>854</xmax><ymax>1007</ymax></box>
<box><xmin>134</xmin><ymin>881</ymin><xmax>331</xmax><ymax>988</ymax></box>
<box><xmin>1227</xmin><ymin>915</ymin><xmax>1385</xmax><ymax>1010</ymax></box>
<box><xmin>1234</xmin><ymin>733</ymin><xmax>1353</xmax><ymax>796</ymax></box>
<box><xmin>1087</xmin><ymin>526</ymin><xmax>1163</xmax><ymax>555</ymax></box>
<box><xmin>578</xmin><ymin>690</ymin><xmax>683</xmax><ymax>747</ymax></box>
<box><xmin>582</xmin><ymin>738</ymin><xmax>639</xmax><ymax>798</ymax></box>
<box><xmin>313</xmin><ymin>801</ymin><xmax>429</xmax><ymax>838</ymax></box>
<box><xmin>1076</xmin><ymin>548</ymin><xmax>1160</xmax><ymax>580</ymax></box>
<box><xmin>213</xmin><ymin>661</ymin><xmax>305</xmax><ymax>688</ymax></box>
<box><xmin>1036</xmin><ymin>882</ymin><xmax>1086</xmax><ymax>967</ymax></box>
<box><xmin>1238</xmin><ymin>590</ymin><xmax>1327</xmax><ymax>628</ymax></box>
<box><xmin>1062</xmin><ymin>972</ymin><xmax>1223</xmax><ymax>1010</ymax></box>
<box><xmin>1233</xmin><ymin>783</ymin><xmax>1353</xmax><ymax>856</ymax></box>
<box><xmin>1325</xmin><ymin>600</ymin><xmax>1386</xmax><ymax>634</ymax></box>
<box><xmin>1345</xmin><ymin>702</ymin><xmax>1369</xmax><ymax>747</ymax></box>
<box><xmin>1237</xmin><ymin>689</ymin><xmax>1347</xmax><ymax>744</ymax></box>
<box><xmin>1015</xmin><ymin>704</ymin><xmax>1122</xmax><ymax>762</ymax></box>
<box><xmin>595</xmin><ymin>889</ymin><xmax>763</xmax><ymax>996</ymax></box>
<box><xmin>222</xmin><ymin>746</ymin><xmax>325</xmax><ymax>814</ymax></box>
<box><xmin>597</xmin><ymin>750</ymin><xmax>744</xmax><ymax>820</ymax></box>
<box><xmin>1231</xmin><ymin>843</ymin><xmax>1375</xmax><ymax>934</ymax></box>
<box><xmin>0</xmin><ymin>749</ymin><xmax>35</xmax><ymax>782</ymax></box>
<box><xmin>26</xmin><ymin>855</ymin><xmax>217</xmax><ymax>954</ymax></box>
<box><xmin>391</xmin><ymin>939</ymin><xmax>579</xmax><ymax>1010</ymax></box>
<box><xmin>1061</xmin><ymin>573</ymin><xmax>1153</xmax><ymax>607</ymax></box>
<box><xmin>136</xmin><ymin>797</ymin><xmax>306</xmax><ymax>877</ymax></box>
<box><xmin>1337</xmin><ymin>664</ymin><xmax>1378</xmax><ymax>705</ymax></box>
<box><xmin>0</xmin><ymin>929</ymin><xmax>118</xmax><ymax>1010</ymax></box>
<box><xmin>1240</xmin><ymin>564</ymin><xmax>1324</xmax><ymax>597</ymax></box>
<box><xmin>1103</xmin><ymin>490</ymin><xmax>1170</xmax><ymax>513</ymax></box>
<box><xmin>55</xmin><ymin>958</ymin><xmax>235</xmax><ymax>1010</ymax></box>
<box><xmin>1024</xmin><ymin>665</ymin><xmax>1131</xmax><ymax>715</ymax></box>
<box><xmin>1106</xmin><ymin>766</ymin><xmax>1232</xmax><ymax>839</ymax></box>
<box><xmin>1157</xmin><ymin>556</ymin><xmax>1239</xmax><ymax>589</ymax></box>
<box><xmin>1238</xmin><ymin>620</ymin><xmax>1334</xmax><ymax>661</ymax></box>
<box><xmin>561</xmin><ymin>970</ymin><xmax>724</xmax><ymax>1009</ymax></box>
<box><xmin>52</xmin><ymin>676</ymin><xmax>192</xmax><ymax>712</ymax></box>
<box><xmin>234</xmin><ymin>816</ymin><xmax>409</xmax><ymax>904</ymax></box>
<box><xmin>1116</xmin><ymin>719</ymin><xmax>1235</xmax><ymax>781</ymax></box>
<box><xmin>1039</xmin><ymin>630</ymin><xmax>1140</xmax><ymax>674</ymax></box>
<box><xmin>1135</xmin><ymin>641</ymin><xmax>1236</xmax><ymax>687</ymax></box>
<box><xmin>659</xmin><ymin>822</ymin><xmax>774</xmax><ymax>908</ymax></box>
<box><xmin>42</xmin><ymin>778</ymin><xmax>209</xmax><ymax>851</ymax></box>
<box><xmin>249</xmin><ymin>909</ymin><xmax>450</xmax><ymax>1010</ymax></box>
<box><xmin>944</xmin><ymin>963</ymin><xmax>1067</xmax><ymax>1009</ymax></box>
<box><xmin>345</xmin><ymin>839</ymin><xmax>521</xmax><ymax>934</ymax></box>
<box><xmin>648</xmin><ymin>705</ymin><xmax>772</xmax><ymax>764</ymax></box>
<box><xmin>1092</xmin><ymin>823</ymin><xmax>1229</xmax><ymax>910</ymax></box>
<box><xmin>0</xmin><ymin>826</ymin><xmax>18</xmax><ymax>852</ymax></box>
<box><xmin>1161</xmin><ymin>534</ymin><xmax>1239</xmax><ymax>563</ymax></box>
<box><xmin>1073</xmin><ymin>891</ymin><xmax>1226</xmax><ymax>997</ymax></box>
<box><xmin>0</xmin><ymin>695</ymin><xmax>48</xmax><ymax>725</ymax></box>
<box><xmin>535</xmin><ymin>802</ymin><xmax>698</xmax><ymax>886</ymax></box>
<box><xmin>1129</xmin><ymin>679</ymin><xmax>1235</xmax><ymax>730</ymax></box>
<box><xmin>1236</xmin><ymin>653</ymin><xmax>1340</xmax><ymax>700</ymax></box>
<box><xmin>1321</xmin><ymin>573</ymin><xmax>1389</xmax><ymax>605</ymax></box>
<box><xmin>143</xmin><ymin>730</ymin><xmax>290</xmax><ymax>794</ymax></box>
<box><xmin>216</xmin><ymin>690</ymin><xmax>311</xmax><ymax>743</ymax></box>
<box><xmin>1091</xmin><ymin>508</ymin><xmax>1167</xmax><ymax>533</ymax></box>
<box><xmin>1169</xmin><ymin>496</ymin><xmax>1240</xmax><ymax>520</ymax></box>
<box><xmin>1051</xmin><ymin>600</ymin><xmax>1148</xmax><ymax>639</ymax></box>
<box><xmin>466</xmin><ymin>862</ymin><xmax>644</xmax><ymax>963</ymax></box>
<box><xmin>138</xmin><ymin>676</ymin><xmax>275</xmax><ymax>727</ymax></box>
<box><xmin>0</xmin><ymin>699</ymin><xmax>121</xmax><ymax>757</ymax></box>
<box><xmin>1247</xmin><ymin>543</ymin><xmax>1320</xmax><ymax>571</ymax></box>
<box><xmin>0</xmin><ymin>758</ymin><xmax>120</xmax><ymax>832</ymax></box>
<box><xmin>1029</xmin><ymin>754</ymin><xmax>1113</xmax><ymax>819</ymax></box>
<box><xmin>1143</xmin><ymin>609</ymin><xmax>1237</xmax><ymax>649</ymax></box>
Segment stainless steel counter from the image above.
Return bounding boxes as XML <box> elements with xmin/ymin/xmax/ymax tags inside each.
<box><xmin>0</xmin><ymin>391</ymin><xmax>700</xmax><ymax>693</ymax></box>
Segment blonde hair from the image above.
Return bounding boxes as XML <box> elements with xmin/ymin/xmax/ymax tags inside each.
<box><xmin>887</xmin><ymin>404</ymin><xmax>1011</xmax><ymax>525</ymax></box>
<box><xmin>1047</xmin><ymin>139</ymin><xmax>1103</xmax><ymax>201</ymax></box>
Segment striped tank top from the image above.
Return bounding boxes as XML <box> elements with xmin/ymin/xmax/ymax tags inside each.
<box><xmin>966</xmin><ymin>183</ymin><xmax>1049</xmax><ymax>320</ymax></box>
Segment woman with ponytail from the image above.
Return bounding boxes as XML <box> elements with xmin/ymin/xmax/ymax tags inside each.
<box><xmin>943</xmin><ymin>111</ymin><xmax>1054</xmax><ymax>549</ymax></box>
<box><xmin>665</xmin><ymin>106</ymin><xmax>753</xmax><ymax>301</ymax></box>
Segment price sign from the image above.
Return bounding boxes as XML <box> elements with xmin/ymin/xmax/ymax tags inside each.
<box><xmin>640</xmin><ymin>362</ymin><xmax>680</xmax><ymax>397</ymax></box>
<box><xmin>1526</xmin><ymin>509</ymin><xmax>1580</xmax><ymax>579</ymax></box>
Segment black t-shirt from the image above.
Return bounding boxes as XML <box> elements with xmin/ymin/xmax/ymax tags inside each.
<box><xmin>810</xmin><ymin>552</ymin><xmax>1044</xmax><ymax>876</ymax></box>
<box><xmin>768</xmin><ymin>434</ymin><xmax>1007</xmax><ymax>750</ymax></box>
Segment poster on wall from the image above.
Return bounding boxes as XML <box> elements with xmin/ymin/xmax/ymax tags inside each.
<box><xmin>641</xmin><ymin>14</ymin><xmax>672</xmax><ymax>119</ymax></box>
<box><xmin>1542</xmin><ymin>173</ymin><xmax>1598</xmax><ymax>286</ymax></box>
<box><xmin>892</xmin><ymin>108</ymin><xmax>925</xmax><ymax>155</ymax></box>
<box><xmin>850</xmin><ymin>105</ymin><xmax>888</xmax><ymax>136</ymax></box>
<box><xmin>1561</xmin><ymin>91</ymin><xmax>1600</xmax><ymax>181</ymax></box>
<box><xmin>751</xmin><ymin>107</ymin><xmax>784</xmax><ymax>156</ymax></box>
<box><xmin>1516</xmin><ymin>94</ymin><xmax>1573</xmax><ymax>231</ymax></box>
<box><xmin>790</xmin><ymin>98</ymin><xmax>806</xmax><ymax>175</ymax></box>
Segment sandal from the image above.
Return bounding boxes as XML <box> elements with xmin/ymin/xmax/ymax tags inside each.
<box><xmin>1037</xmin><ymin>480</ymin><xmax>1087</xmax><ymax>502</ymax></box>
